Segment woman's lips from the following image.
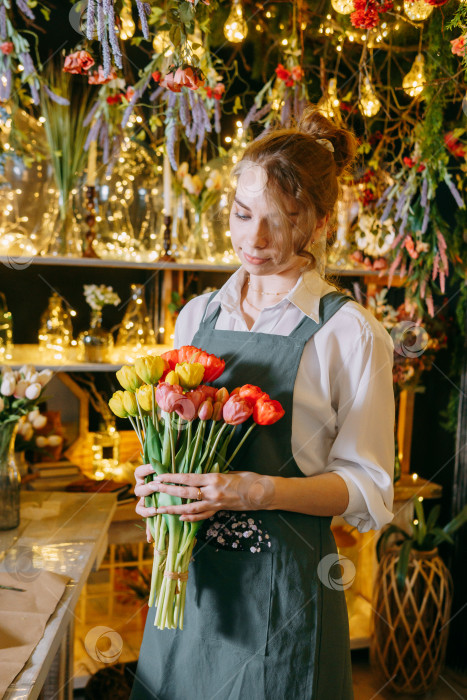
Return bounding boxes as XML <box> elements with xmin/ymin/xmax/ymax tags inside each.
<box><xmin>243</xmin><ymin>252</ymin><xmax>271</xmax><ymax>265</ymax></box>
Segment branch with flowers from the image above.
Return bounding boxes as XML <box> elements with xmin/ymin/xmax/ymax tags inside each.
<box><xmin>174</xmin><ymin>159</ymin><xmax>223</xmax><ymax>213</ymax></box>
<box><xmin>108</xmin><ymin>346</ymin><xmax>284</xmax><ymax>630</ymax></box>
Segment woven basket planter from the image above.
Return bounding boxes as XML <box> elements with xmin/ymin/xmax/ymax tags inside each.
<box><xmin>370</xmin><ymin>547</ymin><xmax>453</xmax><ymax>695</ymax></box>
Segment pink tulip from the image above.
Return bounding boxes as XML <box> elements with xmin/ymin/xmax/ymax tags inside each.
<box><xmin>198</xmin><ymin>400</ymin><xmax>213</xmax><ymax>421</ymax></box>
<box><xmin>198</xmin><ymin>385</ymin><xmax>218</xmax><ymax>401</ymax></box>
<box><xmin>186</xmin><ymin>388</ymin><xmax>205</xmax><ymax>411</ymax></box>
<box><xmin>37</xmin><ymin>369</ymin><xmax>53</xmax><ymax>387</ymax></box>
<box><xmin>222</xmin><ymin>395</ymin><xmax>254</xmax><ymax>425</ymax></box>
<box><xmin>156</xmin><ymin>382</ymin><xmax>184</xmax><ymax>411</ymax></box>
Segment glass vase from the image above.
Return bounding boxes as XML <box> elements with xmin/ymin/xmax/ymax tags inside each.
<box><xmin>45</xmin><ymin>192</ymin><xmax>83</xmax><ymax>258</ymax></box>
<box><xmin>0</xmin><ymin>291</ymin><xmax>13</xmax><ymax>361</ymax></box>
<box><xmin>38</xmin><ymin>291</ymin><xmax>74</xmax><ymax>361</ymax></box>
<box><xmin>0</xmin><ymin>420</ymin><xmax>20</xmax><ymax>531</ymax></box>
<box><xmin>91</xmin><ymin>421</ymin><xmax>120</xmax><ymax>480</ymax></box>
<box><xmin>78</xmin><ymin>310</ymin><xmax>114</xmax><ymax>364</ymax></box>
<box><xmin>183</xmin><ymin>209</ymin><xmax>214</xmax><ymax>263</ymax></box>
<box><xmin>116</xmin><ymin>284</ymin><xmax>156</xmax><ymax>353</ymax></box>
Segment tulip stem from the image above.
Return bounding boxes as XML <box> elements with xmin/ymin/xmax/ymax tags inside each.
<box><xmin>188</xmin><ymin>421</ymin><xmax>205</xmax><ymax>473</ymax></box>
<box><xmin>169</xmin><ymin>418</ymin><xmax>176</xmax><ymax>473</ymax></box>
<box><xmin>205</xmin><ymin>422</ymin><xmax>229</xmax><ymax>471</ymax></box>
<box><xmin>128</xmin><ymin>416</ymin><xmax>143</xmax><ymax>449</ymax></box>
<box><xmin>151</xmin><ymin>385</ymin><xmax>158</xmax><ymax>431</ymax></box>
<box><xmin>223</xmin><ymin>423</ymin><xmax>256</xmax><ymax>470</ymax></box>
<box><xmin>136</xmin><ymin>397</ymin><xmax>146</xmax><ymax>442</ymax></box>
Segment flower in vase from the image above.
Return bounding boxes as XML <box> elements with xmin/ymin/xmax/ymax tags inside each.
<box><xmin>223</xmin><ymin>395</ymin><xmax>254</xmax><ymax>425</ymax></box>
<box><xmin>25</xmin><ymin>383</ymin><xmax>42</xmax><ymax>401</ymax></box>
<box><xmin>1</xmin><ymin>373</ymin><xmax>16</xmax><ymax>396</ymax></box>
<box><xmin>136</xmin><ymin>384</ymin><xmax>153</xmax><ymax>412</ymax></box>
<box><xmin>135</xmin><ymin>356</ymin><xmax>167</xmax><ymax>385</ymax></box>
<box><xmin>28</xmin><ymin>410</ymin><xmax>47</xmax><ymax>429</ymax></box>
<box><xmin>116</xmin><ymin>365</ymin><xmax>143</xmax><ymax>392</ymax></box>
<box><xmin>83</xmin><ymin>284</ymin><xmax>121</xmax><ymax>312</ymax></box>
<box><xmin>122</xmin><ymin>391</ymin><xmax>139</xmax><ymax>416</ymax></box>
<box><xmin>205</xmin><ymin>170</ymin><xmax>223</xmax><ymax>191</ymax></box>
<box><xmin>109</xmin><ymin>391</ymin><xmax>129</xmax><ymax>418</ymax></box>
<box><xmin>175</xmin><ymin>362</ymin><xmax>205</xmax><ymax>390</ymax></box>
<box><xmin>63</xmin><ymin>50</ymin><xmax>95</xmax><ymax>75</ymax></box>
<box><xmin>183</xmin><ymin>174</ymin><xmax>203</xmax><ymax>197</ymax></box>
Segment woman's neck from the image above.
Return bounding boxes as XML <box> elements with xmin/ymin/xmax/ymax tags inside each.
<box><xmin>246</xmin><ymin>262</ymin><xmax>307</xmax><ymax>296</ymax></box>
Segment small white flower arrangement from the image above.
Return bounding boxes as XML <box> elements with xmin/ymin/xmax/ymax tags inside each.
<box><xmin>83</xmin><ymin>284</ymin><xmax>121</xmax><ymax>312</ymax></box>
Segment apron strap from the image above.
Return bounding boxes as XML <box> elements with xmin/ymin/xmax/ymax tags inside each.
<box><xmin>199</xmin><ymin>290</ymin><xmax>222</xmax><ymax>328</ymax></box>
<box><xmin>289</xmin><ymin>291</ymin><xmax>351</xmax><ymax>342</ymax></box>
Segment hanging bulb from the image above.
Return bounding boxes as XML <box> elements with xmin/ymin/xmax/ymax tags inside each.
<box><xmin>331</xmin><ymin>0</ymin><xmax>354</xmax><ymax>14</ymax></box>
<box><xmin>224</xmin><ymin>0</ymin><xmax>248</xmax><ymax>43</ymax></box>
<box><xmin>359</xmin><ymin>76</ymin><xmax>381</xmax><ymax>117</ymax></box>
<box><xmin>403</xmin><ymin>0</ymin><xmax>433</xmax><ymax>21</ymax></box>
<box><xmin>153</xmin><ymin>31</ymin><xmax>173</xmax><ymax>57</ymax></box>
<box><xmin>317</xmin><ymin>78</ymin><xmax>341</xmax><ymax>120</ymax></box>
<box><xmin>120</xmin><ymin>0</ymin><xmax>135</xmax><ymax>40</ymax></box>
<box><xmin>402</xmin><ymin>53</ymin><xmax>426</xmax><ymax>98</ymax></box>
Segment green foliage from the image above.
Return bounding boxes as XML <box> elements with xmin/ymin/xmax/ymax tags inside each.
<box><xmin>377</xmin><ymin>500</ymin><xmax>467</xmax><ymax>589</ymax></box>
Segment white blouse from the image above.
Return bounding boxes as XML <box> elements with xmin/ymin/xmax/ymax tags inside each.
<box><xmin>174</xmin><ymin>266</ymin><xmax>395</xmax><ymax>532</ymax></box>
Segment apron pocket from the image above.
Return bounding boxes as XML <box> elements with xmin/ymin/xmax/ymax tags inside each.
<box><xmin>186</xmin><ymin>541</ymin><xmax>273</xmax><ymax>657</ymax></box>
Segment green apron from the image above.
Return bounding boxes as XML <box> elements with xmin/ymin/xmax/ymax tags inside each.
<box><xmin>130</xmin><ymin>290</ymin><xmax>354</xmax><ymax>700</ymax></box>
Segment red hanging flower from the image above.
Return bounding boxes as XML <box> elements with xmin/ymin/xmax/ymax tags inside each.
<box><xmin>450</xmin><ymin>37</ymin><xmax>467</xmax><ymax>57</ymax></box>
<box><xmin>444</xmin><ymin>132</ymin><xmax>466</xmax><ymax>159</ymax></box>
<box><xmin>151</xmin><ymin>70</ymin><xmax>161</xmax><ymax>83</ymax></box>
<box><xmin>0</xmin><ymin>42</ymin><xmax>14</xmax><ymax>55</ymax></box>
<box><xmin>63</xmin><ymin>50</ymin><xmax>95</xmax><ymax>75</ymax></box>
<box><xmin>106</xmin><ymin>93</ymin><xmax>122</xmax><ymax>105</ymax></box>
<box><xmin>88</xmin><ymin>66</ymin><xmax>117</xmax><ymax>85</ymax></box>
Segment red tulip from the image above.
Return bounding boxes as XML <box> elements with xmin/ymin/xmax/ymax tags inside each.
<box><xmin>186</xmin><ymin>388</ymin><xmax>205</xmax><ymax>411</ymax></box>
<box><xmin>198</xmin><ymin>385</ymin><xmax>218</xmax><ymax>401</ymax></box>
<box><xmin>212</xmin><ymin>401</ymin><xmax>224</xmax><ymax>421</ymax></box>
<box><xmin>223</xmin><ymin>395</ymin><xmax>253</xmax><ymax>425</ymax></box>
<box><xmin>215</xmin><ymin>387</ymin><xmax>229</xmax><ymax>405</ymax></box>
<box><xmin>238</xmin><ymin>384</ymin><xmax>269</xmax><ymax>405</ymax></box>
<box><xmin>198</xmin><ymin>400</ymin><xmax>213</xmax><ymax>421</ymax></box>
<box><xmin>253</xmin><ymin>398</ymin><xmax>285</xmax><ymax>426</ymax></box>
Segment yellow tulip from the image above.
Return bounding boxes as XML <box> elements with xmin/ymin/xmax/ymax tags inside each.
<box><xmin>165</xmin><ymin>370</ymin><xmax>180</xmax><ymax>385</ymax></box>
<box><xmin>135</xmin><ymin>356</ymin><xmax>167</xmax><ymax>385</ymax></box>
<box><xmin>176</xmin><ymin>362</ymin><xmax>205</xmax><ymax>390</ymax></box>
<box><xmin>108</xmin><ymin>391</ymin><xmax>128</xmax><ymax>418</ymax></box>
<box><xmin>122</xmin><ymin>390</ymin><xmax>139</xmax><ymax>416</ymax></box>
<box><xmin>136</xmin><ymin>384</ymin><xmax>153</xmax><ymax>412</ymax></box>
<box><xmin>116</xmin><ymin>365</ymin><xmax>143</xmax><ymax>392</ymax></box>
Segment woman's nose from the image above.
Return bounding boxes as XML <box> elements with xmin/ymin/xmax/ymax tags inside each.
<box><xmin>248</xmin><ymin>220</ymin><xmax>269</xmax><ymax>249</ymax></box>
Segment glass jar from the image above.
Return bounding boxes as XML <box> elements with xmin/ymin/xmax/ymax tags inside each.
<box><xmin>91</xmin><ymin>422</ymin><xmax>120</xmax><ymax>480</ymax></box>
<box><xmin>38</xmin><ymin>291</ymin><xmax>74</xmax><ymax>361</ymax></box>
<box><xmin>0</xmin><ymin>419</ymin><xmax>20</xmax><ymax>531</ymax></box>
<box><xmin>0</xmin><ymin>291</ymin><xmax>13</xmax><ymax>361</ymax></box>
<box><xmin>77</xmin><ymin>310</ymin><xmax>114</xmax><ymax>364</ymax></box>
<box><xmin>116</xmin><ymin>284</ymin><xmax>156</xmax><ymax>352</ymax></box>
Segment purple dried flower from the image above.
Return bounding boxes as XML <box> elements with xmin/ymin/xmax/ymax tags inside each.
<box><xmin>166</xmin><ymin>121</ymin><xmax>178</xmax><ymax>170</ymax></box>
<box><xmin>84</xmin><ymin>115</ymin><xmax>103</xmax><ymax>151</ymax></box>
<box><xmin>380</xmin><ymin>197</ymin><xmax>394</xmax><ymax>222</ymax></box>
<box><xmin>84</xmin><ymin>100</ymin><xmax>100</xmax><ymax>127</ymax></box>
<box><xmin>179</xmin><ymin>91</ymin><xmax>190</xmax><ymax>128</ymax></box>
<box><xmin>420</xmin><ymin>203</ymin><xmax>430</xmax><ymax>235</ymax></box>
<box><xmin>444</xmin><ymin>175</ymin><xmax>464</xmax><ymax>209</ymax></box>
<box><xmin>254</xmin><ymin>102</ymin><xmax>272</xmax><ymax>121</ymax></box>
<box><xmin>19</xmin><ymin>52</ymin><xmax>35</xmax><ymax>79</ymax></box>
<box><xmin>0</xmin><ymin>6</ymin><xmax>6</xmax><ymax>38</ymax></box>
<box><xmin>280</xmin><ymin>93</ymin><xmax>292</xmax><ymax>127</ymax></box>
<box><xmin>149</xmin><ymin>85</ymin><xmax>164</xmax><ymax>102</ymax></box>
<box><xmin>0</xmin><ymin>60</ymin><xmax>11</xmax><ymax>101</ymax></box>
<box><xmin>136</xmin><ymin>0</ymin><xmax>150</xmax><ymax>40</ymax></box>
<box><xmin>29</xmin><ymin>80</ymin><xmax>39</xmax><ymax>105</ymax></box>
<box><xmin>101</xmin><ymin>122</ymin><xmax>110</xmax><ymax>164</ymax></box>
<box><xmin>420</xmin><ymin>176</ymin><xmax>428</xmax><ymax>209</ymax></box>
<box><xmin>293</xmin><ymin>85</ymin><xmax>300</xmax><ymax>120</ymax></box>
<box><xmin>121</xmin><ymin>86</ymin><xmax>140</xmax><ymax>129</ymax></box>
<box><xmin>214</xmin><ymin>100</ymin><xmax>221</xmax><ymax>134</ymax></box>
<box><xmin>15</xmin><ymin>0</ymin><xmax>35</xmax><ymax>21</ymax></box>
<box><xmin>97</xmin><ymin>0</ymin><xmax>104</xmax><ymax>42</ymax></box>
<box><xmin>86</xmin><ymin>0</ymin><xmax>95</xmax><ymax>40</ymax></box>
<box><xmin>106</xmin><ymin>0</ymin><xmax>122</xmax><ymax>68</ymax></box>
<box><xmin>43</xmin><ymin>85</ymin><xmax>70</xmax><ymax>106</ymax></box>
<box><xmin>376</xmin><ymin>184</ymin><xmax>393</xmax><ymax>208</ymax></box>
<box><xmin>243</xmin><ymin>102</ymin><xmax>257</xmax><ymax>130</ymax></box>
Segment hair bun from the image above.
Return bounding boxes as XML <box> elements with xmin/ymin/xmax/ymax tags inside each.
<box><xmin>297</xmin><ymin>105</ymin><xmax>357</xmax><ymax>177</ymax></box>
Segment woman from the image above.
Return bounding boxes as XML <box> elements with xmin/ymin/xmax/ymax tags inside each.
<box><xmin>130</xmin><ymin>107</ymin><xmax>395</xmax><ymax>699</ymax></box>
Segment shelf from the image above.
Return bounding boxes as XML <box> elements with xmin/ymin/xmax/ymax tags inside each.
<box><xmin>0</xmin><ymin>254</ymin><xmax>402</xmax><ymax>279</ymax></box>
<box><xmin>2</xmin><ymin>344</ymin><xmax>172</xmax><ymax>372</ymax></box>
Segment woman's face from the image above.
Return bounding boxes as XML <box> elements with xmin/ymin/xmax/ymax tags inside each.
<box><xmin>229</xmin><ymin>163</ymin><xmax>305</xmax><ymax>276</ymax></box>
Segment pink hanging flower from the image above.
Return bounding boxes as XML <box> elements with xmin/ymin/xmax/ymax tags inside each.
<box><xmin>88</xmin><ymin>66</ymin><xmax>117</xmax><ymax>85</ymax></box>
<box><xmin>450</xmin><ymin>37</ymin><xmax>467</xmax><ymax>57</ymax></box>
<box><xmin>63</xmin><ymin>50</ymin><xmax>95</xmax><ymax>75</ymax></box>
<box><xmin>222</xmin><ymin>395</ymin><xmax>254</xmax><ymax>425</ymax></box>
<box><xmin>0</xmin><ymin>42</ymin><xmax>14</xmax><ymax>55</ymax></box>
<box><xmin>291</xmin><ymin>65</ymin><xmax>304</xmax><ymax>82</ymax></box>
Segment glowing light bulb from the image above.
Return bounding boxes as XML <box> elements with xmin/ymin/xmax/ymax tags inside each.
<box><xmin>120</xmin><ymin>1</ymin><xmax>135</xmax><ymax>40</ymax></box>
<box><xmin>402</xmin><ymin>53</ymin><xmax>426</xmax><ymax>98</ymax></box>
<box><xmin>331</xmin><ymin>0</ymin><xmax>353</xmax><ymax>13</ymax></box>
<box><xmin>153</xmin><ymin>31</ymin><xmax>173</xmax><ymax>56</ymax></box>
<box><xmin>403</xmin><ymin>0</ymin><xmax>433</xmax><ymax>21</ymax></box>
<box><xmin>224</xmin><ymin>0</ymin><xmax>248</xmax><ymax>43</ymax></box>
<box><xmin>359</xmin><ymin>75</ymin><xmax>381</xmax><ymax>117</ymax></box>
<box><xmin>317</xmin><ymin>78</ymin><xmax>340</xmax><ymax>120</ymax></box>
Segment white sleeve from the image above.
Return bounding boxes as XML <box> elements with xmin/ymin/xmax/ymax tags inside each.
<box><xmin>173</xmin><ymin>293</ymin><xmax>212</xmax><ymax>349</ymax></box>
<box><xmin>326</xmin><ymin>323</ymin><xmax>395</xmax><ymax>533</ymax></box>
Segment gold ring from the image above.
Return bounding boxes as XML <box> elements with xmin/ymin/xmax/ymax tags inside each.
<box><xmin>197</xmin><ymin>487</ymin><xmax>203</xmax><ymax>501</ymax></box>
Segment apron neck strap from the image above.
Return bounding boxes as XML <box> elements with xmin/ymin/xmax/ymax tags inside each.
<box><xmin>288</xmin><ymin>291</ymin><xmax>351</xmax><ymax>341</ymax></box>
<box><xmin>200</xmin><ymin>291</ymin><xmax>222</xmax><ymax>329</ymax></box>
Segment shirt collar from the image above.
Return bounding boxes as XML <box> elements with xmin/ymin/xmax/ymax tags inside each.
<box><xmin>205</xmin><ymin>266</ymin><xmax>335</xmax><ymax>324</ymax></box>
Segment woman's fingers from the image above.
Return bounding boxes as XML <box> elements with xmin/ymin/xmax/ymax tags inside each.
<box><xmin>134</xmin><ymin>482</ymin><xmax>160</xmax><ymax>498</ymax></box>
<box><xmin>154</xmin><ymin>472</ymin><xmax>212</xmax><ymax>485</ymax></box>
<box><xmin>179</xmin><ymin>510</ymin><xmax>218</xmax><ymax>522</ymax></box>
<box><xmin>135</xmin><ymin>497</ymin><xmax>157</xmax><ymax>518</ymax></box>
<box><xmin>135</xmin><ymin>463</ymin><xmax>156</xmax><ymax>483</ymax></box>
<box><xmin>144</xmin><ymin>481</ymin><xmax>201</xmax><ymax>501</ymax></box>
<box><xmin>155</xmin><ymin>500</ymin><xmax>207</xmax><ymax>515</ymax></box>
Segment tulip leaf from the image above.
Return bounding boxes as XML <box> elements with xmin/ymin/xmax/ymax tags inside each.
<box><xmin>146</xmin><ymin>418</ymin><xmax>162</xmax><ymax>464</ymax></box>
<box><xmin>396</xmin><ymin>539</ymin><xmax>413</xmax><ymax>590</ymax></box>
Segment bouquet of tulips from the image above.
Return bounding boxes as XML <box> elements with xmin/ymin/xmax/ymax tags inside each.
<box><xmin>108</xmin><ymin>345</ymin><xmax>284</xmax><ymax>630</ymax></box>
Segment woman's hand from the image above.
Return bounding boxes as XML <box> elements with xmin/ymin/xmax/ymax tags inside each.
<box><xmin>134</xmin><ymin>465</ymin><xmax>277</xmax><ymax>523</ymax></box>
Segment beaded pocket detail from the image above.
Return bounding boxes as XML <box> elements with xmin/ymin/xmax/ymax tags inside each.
<box><xmin>195</xmin><ymin>510</ymin><xmax>272</xmax><ymax>553</ymax></box>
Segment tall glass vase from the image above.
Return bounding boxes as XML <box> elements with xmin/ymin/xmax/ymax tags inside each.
<box><xmin>77</xmin><ymin>310</ymin><xmax>114</xmax><ymax>363</ymax></box>
<box><xmin>46</xmin><ymin>192</ymin><xmax>83</xmax><ymax>258</ymax></box>
<box><xmin>182</xmin><ymin>209</ymin><xmax>213</xmax><ymax>263</ymax></box>
<box><xmin>0</xmin><ymin>420</ymin><xmax>20</xmax><ymax>531</ymax></box>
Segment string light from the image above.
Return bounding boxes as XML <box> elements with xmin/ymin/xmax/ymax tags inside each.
<box><xmin>120</xmin><ymin>0</ymin><xmax>135</xmax><ymax>40</ymax></box>
<box><xmin>402</xmin><ymin>53</ymin><xmax>426</xmax><ymax>98</ymax></box>
<box><xmin>331</xmin><ymin>0</ymin><xmax>353</xmax><ymax>13</ymax></box>
<box><xmin>224</xmin><ymin>0</ymin><xmax>248</xmax><ymax>43</ymax></box>
<box><xmin>153</xmin><ymin>31</ymin><xmax>173</xmax><ymax>56</ymax></box>
<box><xmin>403</xmin><ymin>0</ymin><xmax>433</xmax><ymax>21</ymax></box>
<box><xmin>317</xmin><ymin>78</ymin><xmax>340</xmax><ymax>119</ymax></box>
<box><xmin>359</xmin><ymin>75</ymin><xmax>381</xmax><ymax>117</ymax></box>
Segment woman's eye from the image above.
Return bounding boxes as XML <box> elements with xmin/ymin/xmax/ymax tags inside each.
<box><xmin>234</xmin><ymin>213</ymin><xmax>250</xmax><ymax>221</ymax></box>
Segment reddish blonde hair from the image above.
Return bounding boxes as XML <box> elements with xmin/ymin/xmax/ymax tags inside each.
<box><xmin>228</xmin><ymin>106</ymin><xmax>358</xmax><ymax>274</ymax></box>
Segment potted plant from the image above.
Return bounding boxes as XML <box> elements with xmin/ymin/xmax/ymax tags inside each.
<box><xmin>371</xmin><ymin>499</ymin><xmax>467</xmax><ymax>695</ymax></box>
